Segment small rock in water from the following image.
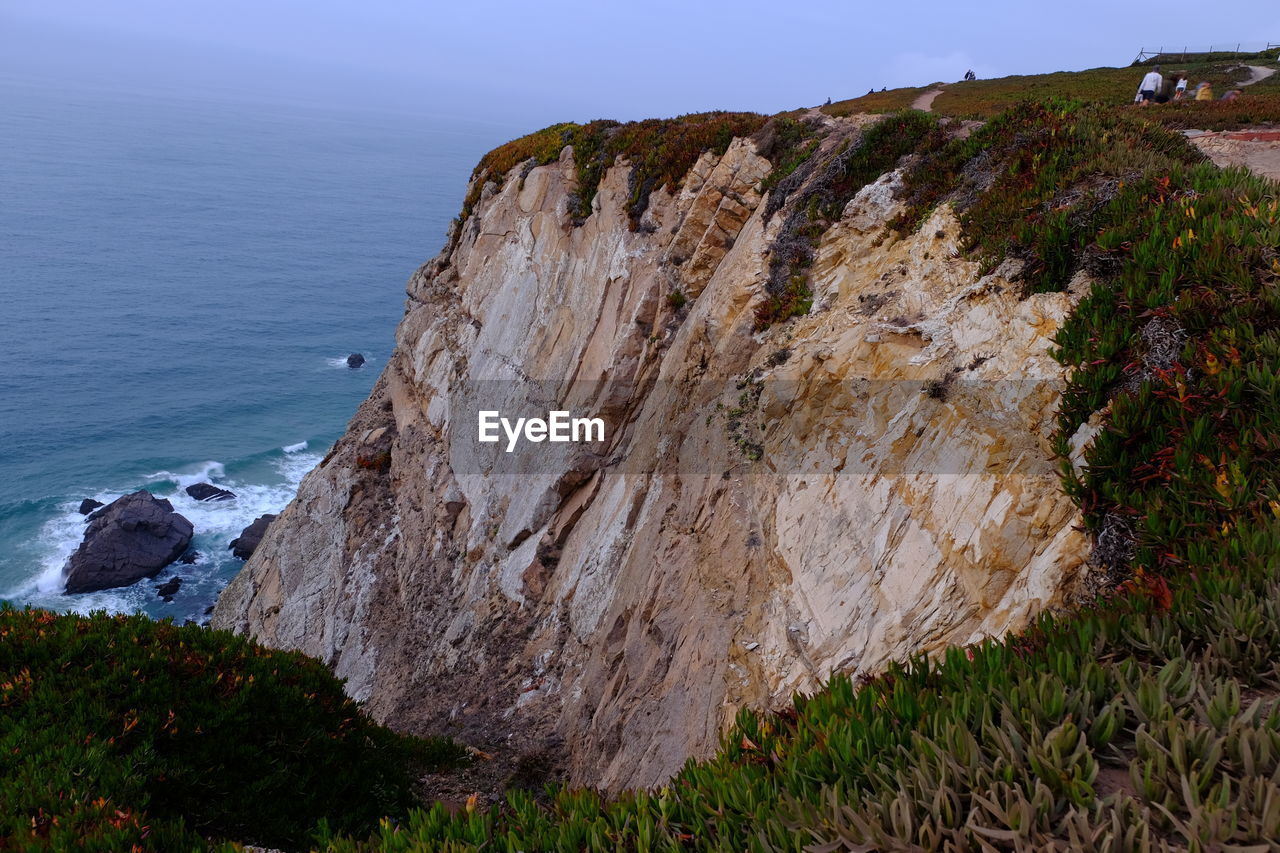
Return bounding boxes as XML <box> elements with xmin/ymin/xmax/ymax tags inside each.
<box><xmin>177</xmin><ymin>551</ymin><xmax>199</xmax><ymax>565</ymax></box>
<box><xmin>186</xmin><ymin>483</ymin><xmax>236</xmax><ymax>502</ymax></box>
<box><xmin>64</xmin><ymin>491</ymin><xmax>194</xmax><ymax>594</ymax></box>
<box><xmin>78</xmin><ymin>498</ymin><xmax>104</xmax><ymax>516</ymax></box>
<box><xmin>229</xmin><ymin>513</ymin><xmax>277</xmax><ymax>561</ymax></box>
<box><xmin>156</xmin><ymin>576</ymin><xmax>182</xmax><ymax>598</ymax></box>
<box><xmin>347</xmin><ymin>353</ymin><xmax>365</xmax><ymax>368</ymax></box>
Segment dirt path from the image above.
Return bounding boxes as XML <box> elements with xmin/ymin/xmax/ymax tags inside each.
<box><xmin>1190</xmin><ymin>129</ymin><xmax>1280</xmax><ymax>182</ymax></box>
<box><xmin>1240</xmin><ymin>65</ymin><xmax>1277</xmax><ymax>87</ymax></box>
<box><xmin>912</xmin><ymin>88</ymin><xmax>944</xmax><ymax>112</ymax></box>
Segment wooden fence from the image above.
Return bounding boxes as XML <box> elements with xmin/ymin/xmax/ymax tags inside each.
<box><xmin>1134</xmin><ymin>44</ymin><xmax>1278</xmax><ymax>64</ymax></box>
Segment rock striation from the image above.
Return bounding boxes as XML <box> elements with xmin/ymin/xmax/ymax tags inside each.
<box><xmin>215</xmin><ymin>121</ymin><xmax>1092</xmax><ymax>790</ymax></box>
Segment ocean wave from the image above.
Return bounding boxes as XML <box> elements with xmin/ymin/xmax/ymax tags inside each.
<box><xmin>4</xmin><ymin>443</ymin><xmax>324</xmax><ymax>621</ymax></box>
<box><xmin>146</xmin><ymin>460</ymin><xmax>226</xmax><ymax>489</ymax></box>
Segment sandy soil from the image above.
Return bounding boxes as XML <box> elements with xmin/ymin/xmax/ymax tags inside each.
<box><xmin>912</xmin><ymin>88</ymin><xmax>944</xmax><ymax>111</ymax></box>
<box><xmin>1240</xmin><ymin>65</ymin><xmax>1278</xmax><ymax>87</ymax></box>
<box><xmin>1190</xmin><ymin>130</ymin><xmax>1280</xmax><ymax>182</ymax></box>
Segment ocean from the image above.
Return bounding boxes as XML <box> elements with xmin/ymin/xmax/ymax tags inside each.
<box><xmin>0</xmin><ymin>78</ymin><xmax>511</xmax><ymax>622</ymax></box>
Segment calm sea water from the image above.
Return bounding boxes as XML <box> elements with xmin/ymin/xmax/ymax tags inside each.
<box><xmin>0</xmin><ymin>79</ymin><xmax>510</xmax><ymax>621</ymax></box>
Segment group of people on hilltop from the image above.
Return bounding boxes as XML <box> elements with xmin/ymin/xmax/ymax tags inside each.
<box><xmin>1135</xmin><ymin>65</ymin><xmax>1242</xmax><ymax>105</ymax></box>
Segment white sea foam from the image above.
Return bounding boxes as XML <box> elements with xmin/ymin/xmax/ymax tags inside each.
<box><xmin>7</xmin><ymin>445</ymin><xmax>324</xmax><ymax>620</ymax></box>
<box><xmin>282</xmin><ymin>440</ymin><xmax>308</xmax><ymax>453</ymax></box>
<box><xmin>146</xmin><ymin>460</ymin><xmax>226</xmax><ymax>489</ymax></box>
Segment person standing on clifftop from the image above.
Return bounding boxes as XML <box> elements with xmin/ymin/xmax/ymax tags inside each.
<box><xmin>1136</xmin><ymin>66</ymin><xmax>1164</xmax><ymax>106</ymax></box>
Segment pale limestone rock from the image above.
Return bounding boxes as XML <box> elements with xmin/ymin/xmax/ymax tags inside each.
<box><xmin>215</xmin><ymin>124</ymin><xmax>1092</xmax><ymax>791</ymax></box>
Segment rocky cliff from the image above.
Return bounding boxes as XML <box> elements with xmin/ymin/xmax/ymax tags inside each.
<box><xmin>213</xmin><ymin>111</ymin><xmax>1093</xmax><ymax>790</ymax></box>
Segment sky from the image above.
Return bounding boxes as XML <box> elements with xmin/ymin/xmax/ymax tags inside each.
<box><xmin>3</xmin><ymin>0</ymin><xmax>1279</xmax><ymax>129</ymax></box>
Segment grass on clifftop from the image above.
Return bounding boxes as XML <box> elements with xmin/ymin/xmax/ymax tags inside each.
<box><xmin>820</xmin><ymin>59</ymin><xmax>1280</xmax><ymax>129</ymax></box>
<box><xmin>893</xmin><ymin>99</ymin><xmax>1280</xmax><ymax>583</ymax></box>
<box><xmin>0</xmin><ymin>606</ymin><xmax>465</xmax><ymax>851</ymax></box>
<box><xmin>753</xmin><ymin>110</ymin><xmax>941</xmax><ymax>327</ymax></box>
<box><xmin>821</xmin><ymin>85</ymin><xmax>934</xmax><ymax>117</ymax></box>
<box><xmin>456</xmin><ymin>111</ymin><xmax>767</xmax><ymax>234</ymax></box>
<box><xmin>929</xmin><ymin>62</ymin><xmax>1258</xmax><ymax>118</ymax></box>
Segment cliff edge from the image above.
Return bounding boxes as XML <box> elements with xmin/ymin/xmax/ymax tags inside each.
<box><xmin>214</xmin><ymin>111</ymin><xmax>1091</xmax><ymax>789</ymax></box>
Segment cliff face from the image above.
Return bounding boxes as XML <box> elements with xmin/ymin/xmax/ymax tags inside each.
<box><xmin>214</xmin><ymin>114</ymin><xmax>1091</xmax><ymax>789</ymax></box>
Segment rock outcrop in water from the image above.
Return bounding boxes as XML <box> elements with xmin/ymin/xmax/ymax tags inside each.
<box><xmin>215</xmin><ymin>115</ymin><xmax>1093</xmax><ymax>789</ymax></box>
<box><xmin>228</xmin><ymin>514</ymin><xmax>277</xmax><ymax>561</ymax></box>
<box><xmin>65</xmin><ymin>491</ymin><xmax>194</xmax><ymax>593</ymax></box>
<box><xmin>186</xmin><ymin>483</ymin><xmax>236</xmax><ymax>502</ymax></box>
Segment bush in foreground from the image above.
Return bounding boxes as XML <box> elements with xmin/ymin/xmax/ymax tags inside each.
<box><xmin>0</xmin><ymin>606</ymin><xmax>464</xmax><ymax>851</ymax></box>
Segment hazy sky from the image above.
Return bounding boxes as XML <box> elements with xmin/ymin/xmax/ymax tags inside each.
<box><xmin>4</xmin><ymin>1</ymin><xmax>1279</xmax><ymax>127</ymax></box>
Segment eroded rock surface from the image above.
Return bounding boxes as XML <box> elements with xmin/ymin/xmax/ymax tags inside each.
<box><xmin>215</xmin><ymin>125</ymin><xmax>1090</xmax><ymax>790</ymax></box>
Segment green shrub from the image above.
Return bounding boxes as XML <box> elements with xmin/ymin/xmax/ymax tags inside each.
<box><xmin>931</xmin><ymin>62</ymin><xmax>1257</xmax><ymax>119</ymax></box>
<box><xmin>0</xmin><ymin>607</ymin><xmax>465</xmax><ymax>851</ymax></box>
<box><xmin>457</xmin><ymin>112</ymin><xmax>767</xmax><ymax>237</ymax></box>
<box><xmin>821</xmin><ymin>85</ymin><xmax>934</xmax><ymax>117</ymax></box>
<box><xmin>755</xmin><ymin>110</ymin><xmax>941</xmax><ymax>328</ymax></box>
<box><xmin>1139</xmin><ymin>93</ymin><xmax>1280</xmax><ymax>131</ymax></box>
<box><xmin>892</xmin><ymin>99</ymin><xmax>1280</xmax><ymax>580</ymax></box>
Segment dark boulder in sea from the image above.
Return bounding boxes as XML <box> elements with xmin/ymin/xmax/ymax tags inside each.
<box><xmin>78</xmin><ymin>498</ymin><xmax>104</xmax><ymax>515</ymax></box>
<box><xmin>177</xmin><ymin>551</ymin><xmax>199</xmax><ymax>565</ymax></box>
<box><xmin>156</xmin><ymin>576</ymin><xmax>182</xmax><ymax>598</ymax></box>
<box><xmin>229</xmin><ymin>513</ymin><xmax>277</xmax><ymax>561</ymax></box>
<box><xmin>347</xmin><ymin>353</ymin><xmax>365</xmax><ymax>368</ymax></box>
<box><xmin>64</xmin><ymin>491</ymin><xmax>194</xmax><ymax>594</ymax></box>
<box><xmin>186</xmin><ymin>482</ymin><xmax>236</xmax><ymax>502</ymax></box>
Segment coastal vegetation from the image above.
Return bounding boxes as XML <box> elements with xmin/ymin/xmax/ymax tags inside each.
<box><xmin>457</xmin><ymin>111</ymin><xmax>766</xmax><ymax>233</ymax></box>
<box><xmin>754</xmin><ymin>109</ymin><xmax>940</xmax><ymax>327</ymax></box>
<box><xmin>0</xmin><ymin>606</ymin><xmax>463</xmax><ymax>851</ymax></box>
<box><xmin>886</xmin><ymin>99</ymin><xmax>1280</xmax><ymax>584</ymax></box>
<box><xmin>823</xmin><ymin>58</ymin><xmax>1278</xmax><ymax>121</ymax></box>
